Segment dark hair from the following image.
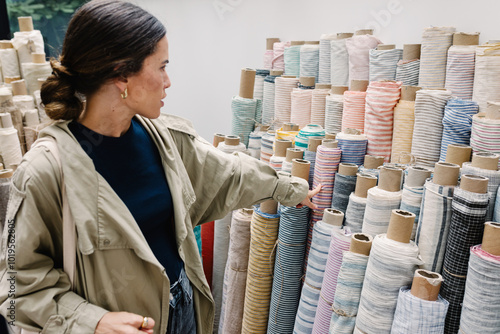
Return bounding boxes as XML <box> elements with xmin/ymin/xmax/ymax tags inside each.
<box><xmin>41</xmin><ymin>0</ymin><xmax>166</xmax><ymax>120</ymax></box>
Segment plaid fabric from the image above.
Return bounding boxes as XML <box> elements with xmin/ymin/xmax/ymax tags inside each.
<box><xmin>441</xmin><ymin>187</ymin><xmax>489</xmax><ymax>334</ymax></box>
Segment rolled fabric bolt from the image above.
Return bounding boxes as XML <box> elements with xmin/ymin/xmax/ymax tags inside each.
<box><xmin>331</xmin><ymin>164</ymin><xmax>357</xmax><ymax>213</ymax></box>
<box><xmin>346</xmin><ymin>35</ymin><xmax>382</xmax><ymax>82</ymax></box>
<box><xmin>253</xmin><ymin>69</ymin><xmax>270</xmax><ymax>108</ymax></box>
<box><xmin>391</xmin><ymin>100</ymin><xmax>416</xmax><ymax>163</ymax></box>
<box><xmin>248</xmin><ymin>131</ymin><xmax>263</xmax><ymax>159</ymax></box>
<box><xmin>341</xmin><ymin>91</ymin><xmax>367</xmax><ymax>133</ymax></box>
<box><xmin>482</xmin><ymin>222</ymin><xmax>500</xmax><ymax>256</ymax></box>
<box><xmin>284</xmin><ymin>44</ymin><xmax>301</xmax><ymax>77</ymax></box>
<box><xmin>330</xmin><ymin>37</ymin><xmax>350</xmax><ymax>86</ymax></box>
<box><xmin>445</xmin><ymin>44</ymin><xmax>478</xmax><ymax>100</ymax></box>
<box><xmin>274</xmin><ymin>77</ymin><xmax>300</xmax><ymax>127</ymax></box>
<box><xmin>470</xmin><ymin>151</ymin><xmax>499</xmax><ymax>171</ymax></box>
<box><xmin>290</xmin><ymin>87</ymin><xmax>313</xmax><ymax>129</ymax></box>
<box><xmin>461</xmin><ymin>162</ymin><xmax>500</xmax><ymax>221</ymax></box>
<box><xmin>0</xmin><ymin>92</ymin><xmax>25</xmax><ymax>154</ymax></box>
<box><xmin>401</xmin><ymin>167</ymin><xmax>432</xmax><ymax>240</ymax></box>
<box><xmin>318</xmin><ymin>33</ymin><xmax>337</xmax><ymax>84</ymax></box>
<box><xmin>369</xmin><ymin>48</ymin><xmax>403</xmax><ymax>81</ymax></box>
<box><xmin>260</xmin><ymin>131</ymin><xmax>275</xmax><ymax>164</ymax></box>
<box><xmin>310</xmin><ymin>87</ymin><xmax>331</xmax><ymax>128</ymax></box>
<box><xmin>262</xmin><ymin>73</ymin><xmax>280</xmax><ymax>127</ymax></box>
<box><xmin>272</xmin><ymin>41</ymin><xmax>290</xmax><ymax>72</ymax></box>
<box><xmin>470</xmin><ymin>113</ymin><xmax>500</xmax><ymax>168</ymax></box>
<box><xmin>231</xmin><ymin>95</ymin><xmax>261</xmax><ymax>147</ymax></box>
<box><xmin>264</xmin><ymin>38</ymin><xmax>279</xmax><ymax>70</ymax></box>
<box><xmin>337</xmin><ymin>131</ymin><xmax>367</xmax><ymax>166</ymax></box>
<box><xmin>472</xmin><ymin>44</ymin><xmax>500</xmax><ymax>112</ymax></box>
<box><xmin>324</xmin><ymin>92</ymin><xmax>345</xmax><ymax>134</ymax></box>
<box><xmin>295</xmin><ymin>124</ymin><xmax>325</xmax><ymax>150</ymax></box>
<box><xmin>396</xmin><ymin>58</ymin><xmax>420</xmax><ymax>86</ymax></box>
<box><xmin>292</xmin><ymin>159</ymin><xmax>310</xmax><ymax>181</ymax></box>
<box><xmin>300</xmin><ymin>44</ymin><xmax>320</xmax><ymax>82</ymax></box>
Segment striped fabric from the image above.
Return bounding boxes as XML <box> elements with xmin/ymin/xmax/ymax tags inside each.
<box><xmin>260</xmin><ymin>131</ymin><xmax>275</xmax><ymax>164</ymax></box>
<box><xmin>358</xmin><ymin>165</ymin><xmax>380</xmax><ymax>179</ymax></box>
<box><xmin>472</xmin><ymin>43</ymin><xmax>500</xmax><ymax>112</ymax></box>
<box><xmin>300</xmin><ymin>44</ymin><xmax>320</xmax><ymax>82</ymax></box>
<box><xmin>264</xmin><ymin>50</ymin><xmax>274</xmax><ymax>70</ymax></box>
<box><xmin>459</xmin><ymin>245</ymin><xmax>500</xmax><ymax>333</ymax></box>
<box><xmin>411</xmin><ymin>89</ymin><xmax>452</xmax><ymax>167</ymax></box>
<box><xmin>329</xmin><ymin>251</ymin><xmax>369</xmax><ymax>334</ymax></box>
<box><xmin>324</xmin><ymin>94</ymin><xmax>344</xmax><ymax>134</ymax></box>
<box><xmin>311</xmin><ymin>88</ymin><xmax>331</xmax><ymax>128</ymax></box>
<box><xmin>418</xmin><ymin>27</ymin><xmax>455</xmax><ymax>89</ymax></box>
<box><xmin>361</xmin><ymin>186</ymin><xmax>402</xmax><ymax>237</ymax></box>
<box><xmin>242</xmin><ymin>207</ymin><xmax>280</xmax><ymax>334</ymax></box>
<box><xmin>248</xmin><ymin>131</ymin><xmax>263</xmax><ymax>159</ymax></box>
<box><xmin>284</xmin><ymin>45</ymin><xmax>301</xmax><ymax>77</ymax></box>
<box><xmin>276</xmin><ymin>127</ymin><xmax>300</xmax><ymax>147</ymax></box>
<box><xmin>344</xmin><ymin>193</ymin><xmax>368</xmax><ymax>233</ymax></box>
<box><xmin>267</xmin><ymin>205</ymin><xmax>310</xmax><ymax>334</ymax></box>
<box><xmin>368</xmin><ymin>48</ymin><xmax>403</xmax><ymax>82</ymax></box>
<box><xmin>441</xmin><ymin>187</ymin><xmax>489</xmax><ymax>334</ymax></box>
<box><xmin>319</xmin><ymin>34</ymin><xmax>337</xmax><ymax>84</ymax></box>
<box><xmin>337</xmin><ymin>132</ymin><xmax>367</xmax><ymax>166</ymax></box>
<box><xmin>254</xmin><ymin>70</ymin><xmax>271</xmax><ymax>115</ymax></box>
<box><xmin>294</xmin><ymin>222</ymin><xmax>340</xmax><ymax>334</ymax></box>
<box><xmin>291</xmin><ymin>88</ymin><xmax>313</xmax><ymax>129</ymax></box>
<box><xmin>391</xmin><ymin>287</ymin><xmax>449</xmax><ymax>333</ymax></box>
<box><xmin>400</xmin><ymin>184</ymin><xmax>424</xmax><ymax>241</ymax></box>
<box><xmin>444</xmin><ymin>45</ymin><xmax>476</xmax><ymax>100</ymax></box>
<box><xmin>395</xmin><ymin>59</ymin><xmax>420</xmax><ymax>86</ymax></box>
<box><xmin>439</xmin><ymin>99</ymin><xmax>479</xmax><ymax>162</ymax></box>
<box><xmin>275</xmin><ymin>77</ymin><xmax>300</xmax><ymax>127</ymax></box>
<box><xmin>231</xmin><ymin>96</ymin><xmax>262</xmax><ymax>147</ymax></box>
<box><xmin>295</xmin><ymin>125</ymin><xmax>325</xmax><ymax>150</ymax></box>
<box><xmin>364</xmin><ymin>81</ymin><xmax>402</xmax><ymax>162</ymax></box>
<box><xmin>304</xmin><ymin>150</ymin><xmax>317</xmax><ymax>189</ymax></box>
<box><xmin>262</xmin><ymin>75</ymin><xmax>279</xmax><ymax>127</ymax></box>
<box><xmin>312</xmin><ymin>228</ymin><xmax>352</xmax><ymax>334</ymax></box>
<box><xmin>269</xmin><ymin>155</ymin><xmax>286</xmax><ymax>172</ymax></box>
<box><xmin>330</xmin><ymin>38</ymin><xmax>350</xmax><ymax>86</ymax></box>
<box><xmin>341</xmin><ymin>91</ymin><xmax>367</xmax><ymax>133</ymax></box>
<box><xmin>272</xmin><ymin>41</ymin><xmax>291</xmax><ymax>71</ymax></box>
<box><xmin>391</xmin><ymin>100</ymin><xmax>415</xmax><ymax>163</ymax></box>
<box><xmin>470</xmin><ymin>113</ymin><xmax>500</xmax><ymax>169</ymax></box>
<box><xmin>331</xmin><ymin>173</ymin><xmax>357</xmax><ymax>213</ymax></box>
<box><xmin>346</xmin><ymin>35</ymin><xmax>382</xmax><ymax>82</ymax></box>
<box><xmin>282</xmin><ymin>160</ymin><xmax>293</xmax><ymax>174</ymax></box>
<box><xmin>496</xmin><ymin>186</ymin><xmax>500</xmax><ymax>223</ymax></box>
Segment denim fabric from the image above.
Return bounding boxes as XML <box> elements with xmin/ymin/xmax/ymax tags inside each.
<box><xmin>167</xmin><ymin>268</ymin><xmax>196</xmax><ymax>334</ymax></box>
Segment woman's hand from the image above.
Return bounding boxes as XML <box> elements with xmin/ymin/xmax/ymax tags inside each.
<box><xmin>95</xmin><ymin>312</ymin><xmax>155</xmax><ymax>334</ymax></box>
<box><xmin>296</xmin><ymin>184</ymin><xmax>322</xmax><ymax>210</ymax></box>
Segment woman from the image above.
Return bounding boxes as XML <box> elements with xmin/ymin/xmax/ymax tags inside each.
<box><xmin>0</xmin><ymin>1</ymin><xmax>317</xmax><ymax>333</ymax></box>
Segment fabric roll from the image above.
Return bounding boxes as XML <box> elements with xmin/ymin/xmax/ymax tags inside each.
<box><xmin>345</xmin><ymin>35</ymin><xmax>382</xmax><ymax>82</ymax></box>
<box><xmin>0</xmin><ymin>48</ymin><xmax>21</xmax><ymax>78</ymax></box>
<box><xmin>391</xmin><ymin>287</ymin><xmax>449</xmax><ymax>333</ymax></box>
<box><xmin>21</xmin><ymin>62</ymin><xmax>52</xmax><ymax>95</ymax></box>
<box><xmin>444</xmin><ymin>45</ymin><xmax>476</xmax><ymax>100</ymax></box>
<box><xmin>439</xmin><ymin>99</ymin><xmax>479</xmax><ymax>162</ymax></box>
<box><xmin>254</xmin><ymin>70</ymin><xmax>270</xmax><ymax>121</ymax></box>
<box><xmin>34</xmin><ymin>90</ymin><xmax>47</xmax><ymax>121</ymax></box>
<box><xmin>459</xmin><ymin>245</ymin><xmax>500</xmax><ymax>334</ymax></box>
<box><xmin>260</xmin><ymin>131</ymin><xmax>275</xmax><ymax>164</ymax></box>
<box><xmin>262</xmin><ymin>75</ymin><xmax>278</xmax><ymax>127</ymax></box>
<box><xmin>273</xmin><ymin>42</ymin><xmax>291</xmax><ymax>71</ymax></box>
<box><xmin>341</xmin><ymin>91</ymin><xmax>366</xmax><ymax>133</ymax></box>
<box><xmin>391</xmin><ymin>100</ymin><xmax>415</xmax><ymax>163</ymax></box>
<box><xmin>330</xmin><ymin>38</ymin><xmax>350</xmax><ymax>86</ymax></box>
<box><xmin>1</xmin><ymin>98</ymin><xmax>25</xmax><ymax>154</ymax></box>
<box><xmin>231</xmin><ymin>96</ymin><xmax>262</xmax><ymax>146</ymax></box>
<box><xmin>267</xmin><ymin>205</ymin><xmax>309</xmax><ymax>334</ymax></box>
<box><xmin>319</xmin><ymin>34</ymin><xmax>336</xmax><ymax>84</ymax></box>
<box><xmin>11</xmin><ymin>30</ymin><xmax>45</xmax><ymax>69</ymax></box>
<box><xmin>269</xmin><ymin>155</ymin><xmax>286</xmax><ymax>172</ymax></box>
<box><xmin>415</xmin><ymin>179</ymin><xmax>455</xmax><ymax>273</ymax></box>
<box><xmin>337</xmin><ymin>132</ymin><xmax>367</xmax><ymax>166</ymax></box>
<box><xmin>248</xmin><ymin>131</ymin><xmax>263</xmax><ymax>159</ymax></box>
<box><xmin>355</xmin><ymin>234</ymin><xmax>423</xmax><ymax>333</ymax></box>
<box><xmin>282</xmin><ymin>160</ymin><xmax>293</xmax><ymax>174</ymax></box>
<box><xmin>495</xmin><ymin>186</ymin><xmax>500</xmax><ymax>222</ymax></box>
<box><xmin>369</xmin><ymin>48</ymin><xmax>403</xmax><ymax>82</ymax></box>
<box><xmin>364</xmin><ymin>81</ymin><xmax>402</xmax><ymax>162</ymax></box>
<box><xmin>324</xmin><ymin>94</ymin><xmax>344</xmax><ymax>134</ymax></box>
<box><xmin>275</xmin><ymin>77</ymin><xmax>300</xmax><ymax>127</ymax></box>
<box><xmin>275</xmin><ymin>127</ymin><xmax>300</xmax><ymax>146</ymax></box>
<box><xmin>304</xmin><ymin>150</ymin><xmax>317</xmax><ymax>189</ymax></box>
<box><xmin>312</xmin><ymin>228</ymin><xmax>351</xmax><ymax>334</ymax></box>
<box><xmin>0</xmin><ymin>127</ymin><xmax>22</xmax><ymax>168</ymax></box>
<box><xmin>13</xmin><ymin>95</ymin><xmax>35</xmax><ymax>112</ymax></box>
<box><xmin>264</xmin><ymin>49</ymin><xmax>274</xmax><ymax>71</ymax></box>
<box><xmin>331</xmin><ymin>174</ymin><xmax>357</xmax><ymax>213</ymax></box>
<box><xmin>291</xmin><ymin>88</ymin><xmax>313</xmax><ymax>129</ymax></box>
<box><xmin>293</xmin><ymin>222</ymin><xmax>340</xmax><ymax>334</ymax></box>
<box><xmin>462</xmin><ymin>162</ymin><xmax>500</xmax><ymax>222</ymax></box>
<box><xmin>242</xmin><ymin>207</ymin><xmax>280</xmax><ymax>334</ymax></box>
<box><xmin>358</xmin><ymin>165</ymin><xmax>380</xmax><ymax>179</ymax></box>
<box><xmin>300</xmin><ymin>44</ymin><xmax>320</xmax><ymax>82</ymax></box>
<box><xmin>441</xmin><ymin>187</ymin><xmax>489</xmax><ymax>334</ymax></box>
<box><xmin>400</xmin><ymin>184</ymin><xmax>424</xmax><ymax>241</ymax></box>
<box><xmin>395</xmin><ymin>58</ymin><xmax>420</xmax><ymax>86</ymax></box>
<box><xmin>295</xmin><ymin>124</ymin><xmax>325</xmax><ymax>150</ymax></box>
<box><xmin>411</xmin><ymin>89</ymin><xmax>452</xmax><ymax>167</ymax></box>
<box><xmin>418</xmin><ymin>27</ymin><xmax>455</xmax><ymax>89</ymax></box>
<box><xmin>472</xmin><ymin>44</ymin><xmax>500</xmax><ymax>112</ymax></box>
<box><xmin>284</xmin><ymin>45</ymin><xmax>301</xmax><ymax>77</ymax></box>
<box><xmin>219</xmin><ymin>209</ymin><xmax>252</xmax><ymax>334</ymax></box>
<box><xmin>361</xmin><ymin>186</ymin><xmax>402</xmax><ymax>237</ymax></box>
<box><xmin>310</xmin><ymin>88</ymin><xmax>330</xmax><ymax>128</ymax></box>
<box><xmin>470</xmin><ymin>114</ymin><xmax>500</xmax><ymax>168</ymax></box>
<box><xmin>217</xmin><ymin>141</ymin><xmax>247</xmax><ymax>154</ymax></box>
<box><xmin>344</xmin><ymin>193</ymin><xmax>368</xmax><ymax>233</ymax></box>
<box><xmin>329</xmin><ymin>251</ymin><xmax>369</xmax><ymax>334</ymax></box>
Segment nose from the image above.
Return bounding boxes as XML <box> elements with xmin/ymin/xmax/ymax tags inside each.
<box><xmin>163</xmin><ymin>71</ymin><xmax>171</xmax><ymax>89</ymax></box>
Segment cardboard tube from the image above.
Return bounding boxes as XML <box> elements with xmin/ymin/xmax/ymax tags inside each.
<box><xmin>291</xmin><ymin>41</ymin><xmax>305</xmax><ymax>46</ymax></box>
<box><xmin>239</xmin><ymin>68</ymin><xmax>256</xmax><ymax>99</ymax></box>
<box><xmin>224</xmin><ymin>135</ymin><xmax>240</xmax><ymax>146</ymax></box>
<box><xmin>4</xmin><ymin>76</ymin><xmax>21</xmax><ymax>84</ymax></box>
<box><xmin>445</xmin><ymin>144</ymin><xmax>472</xmax><ymax>167</ymax></box>
<box><xmin>433</xmin><ymin>162</ymin><xmax>460</xmax><ymax>186</ymax></box>
<box><xmin>387</xmin><ymin>209</ymin><xmax>415</xmax><ymax>243</ymax></box>
<box><xmin>305</xmin><ymin>41</ymin><xmax>320</xmax><ymax>45</ymax></box>
<box><xmin>283</xmin><ymin>122</ymin><xmax>299</xmax><ymax>131</ymax></box>
<box><xmin>322</xmin><ymin>208</ymin><xmax>344</xmax><ymax>226</ymax></box>
<box><xmin>486</xmin><ymin>101</ymin><xmax>500</xmax><ymax>120</ymax></box>
<box><xmin>213</xmin><ymin>133</ymin><xmax>225</xmax><ymax>147</ymax></box>
<box><xmin>350</xmin><ymin>80</ymin><xmax>369</xmax><ymax>92</ymax></box>
<box><xmin>355</xmin><ymin>29</ymin><xmax>374</xmax><ymax>35</ymax></box>
<box><xmin>316</xmin><ymin>84</ymin><xmax>331</xmax><ymax>90</ymax></box>
<box><xmin>482</xmin><ymin>222</ymin><xmax>500</xmax><ymax>256</ymax></box>
<box><xmin>300</xmin><ymin>76</ymin><xmax>316</xmax><ymax>87</ymax></box>
<box><xmin>355</xmin><ymin>172</ymin><xmax>378</xmax><ymax>198</ymax></box>
<box><xmin>0</xmin><ymin>113</ymin><xmax>13</xmax><ymax>128</ymax></box>
<box><xmin>291</xmin><ymin>159</ymin><xmax>310</xmax><ymax>181</ymax></box>
<box><xmin>401</xmin><ymin>85</ymin><xmax>421</xmax><ymax>101</ymax></box>
<box><xmin>453</xmin><ymin>32</ymin><xmax>480</xmax><ymax>46</ymax></box>
<box><xmin>406</xmin><ymin>166</ymin><xmax>432</xmax><ymax>187</ymax></box>
<box><xmin>325</xmin><ymin>133</ymin><xmax>336</xmax><ymax>140</ymax></box>
<box><xmin>0</xmin><ymin>169</ymin><xmax>13</xmax><ymax>178</ymax></box>
<box><xmin>410</xmin><ymin>269</ymin><xmax>443</xmax><ymax>301</ymax></box>
<box><xmin>282</xmin><ymin>75</ymin><xmax>297</xmax><ymax>78</ymax></box>
<box><xmin>275</xmin><ymin>139</ymin><xmax>292</xmax><ymax>157</ymax></box>
<box><xmin>471</xmin><ymin>152</ymin><xmax>499</xmax><ymax>171</ymax></box>
<box><xmin>349</xmin><ymin>233</ymin><xmax>373</xmax><ymax>256</ymax></box>
<box><xmin>345</xmin><ymin>128</ymin><xmax>362</xmax><ymax>135</ymax></box>
<box><xmin>377</xmin><ymin>44</ymin><xmax>396</xmax><ymax>50</ymax></box>
<box><xmin>266</xmin><ymin>38</ymin><xmax>280</xmax><ymax>50</ymax></box>
<box><xmin>339</xmin><ymin>163</ymin><xmax>358</xmax><ymax>176</ymax></box>
<box><xmin>364</xmin><ymin>155</ymin><xmax>384</xmax><ymax>169</ymax></box>
<box><xmin>308</xmin><ymin>137</ymin><xmax>324</xmax><ymax>152</ymax></box>
<box><xmin>18</xmin><ymin>17</ymin><xmax>34</xmax><ymax>32</ymax></box>
<box><xmin>32</xmin><ymin>53</ymin><xmax>46</xmax><ymax>64</ymax></box>
<box><xmin>460</xmin><ymin>174</ymin><xmax>489</xmax><ymax>194</ymax></box>
<box><xmin>403</xmin><ymin>44</ymin><xmax>421</xmax><ymax>60</ymax></box>
<box><xmin>322</xmin><ymin>139</ymin><xmax>338</xmax><ymax>148</ymax></box>
<box><xmin>0</xmin><ymin>41</ymin><xmax>13</xmax><ymax>49</ymax></box>
<box><xmin>379</xmin><ymin>166</ymin><xmax>403</xmax><ymax>192</ymax></box>
<box><xmin>337</xmin><ymin>33</ymin><xmax>354</xmax><ymax>39</ymax></box>
<box><xmin>330</xmin><ymin>86</ymin><xmax>349</xmax><ymax>95</ymax></box>
<box><xmin>270</xmin><ymin>70</ymin><xmax>283</xmax><ymax>76</ymax></box>
<box><xmin>261</xmin><ymin>199</ymin><xmax>278</xmax><ymax>214</ymax></box>
<box><xmin>285</xmin><ymin>148</ymin><xmax>304</xmax><ymax>162</ymax></box>
<box><xmin>11</xmin><ymin>80</ymin><xmax>28</xmax><ymax>96</ymax></box>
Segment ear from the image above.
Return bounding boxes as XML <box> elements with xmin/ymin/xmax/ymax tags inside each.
<box><xmin>113</xmin><ymin>76</ymin><xmax>128</xmax><ymax>92</ymax></box>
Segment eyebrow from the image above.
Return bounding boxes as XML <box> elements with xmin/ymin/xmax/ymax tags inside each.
<box><xmin>162</xmin><ymin>59</ymin><xmax>169</xmax><ymax>64</ymax></box>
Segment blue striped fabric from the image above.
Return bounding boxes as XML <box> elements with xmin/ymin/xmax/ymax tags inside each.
<box><xmin>231</xmin><ymin>96</ymin><xmax>262</xmax><ymax>147</ymax></box>
<box><xmin>262</xmin><ymin>75</ymin><xmax>279</xmax><ymax>127</ymax></box>
<box><xmin>300</xmin><ymin>44</ymin><xmax>320</xmax><ymax>82</ymax></box>
<box><xmin>399</xmin><ymin>184</ymin><xmax>424</xmax><ymax>240</ymax></box>
<box><xmin>337</xmin><ymin>132</ymin><xmax>368</xmax><ymax>166</ymax></box>
<box><xmin>304</xmin><ymin>150</ymin><xmax>317</xmax><ymax>188</ymax></box>
<box><xmin>439</xmin><ymin>98</ymin><xmax>479</xmax><ymax>162</ymax></box>
<box><xmin>319</xmin><ymin>34</ymin><xmax>336</xmax><ymax>84</ymax></box>
<box><xmin>395</xmin><ymin>59</ymin><xmax>420</xmax><ymax>86</ymax></box>
<box><xmin>331</xmin><ymin>174</ymin><xmax>357</xmax><ymax>214</ymax></box>
<box><xmin>361</xmin><ymin>186</ymin><xmax>402</xmax><ymax>237</ymax></box>
<box><xmin>369</xmin><ymin>48</ymin><xmax>403</xmax><ymax>82</ymax></box>
<box><xmin>284</xmin><ymin>45</ymin><xmax>301</xmax><ymax>77</ymax></box>
<box><xmin>344</xmin><ymin>193</ymin><xmax>368</xmax><ymax>233</ymax></box>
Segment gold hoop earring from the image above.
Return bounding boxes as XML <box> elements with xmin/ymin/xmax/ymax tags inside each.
<box><xmin>121</xmin><ymin>88</ymin><xmax>128</xmax><ymax>99</ymax></box>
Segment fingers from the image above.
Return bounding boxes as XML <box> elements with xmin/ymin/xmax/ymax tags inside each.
<box><xmin>310</xmin><ymin>183</ymin><xmax>322</xmax><ymax>197</ymax></box>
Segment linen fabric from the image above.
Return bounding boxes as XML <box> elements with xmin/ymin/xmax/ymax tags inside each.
<box><xmin>418</xmin><ymin>27</ymin><xmax>455</xmax><ymax>89</ymax></box>
<box><xmin>472</xmin><ymin>43</ymin><xmax>500</xmax><ymax>112</ymax></box>
<box><xmin>337</xmin><ymin>132</ymin><xmax>367</xmax><ymax>166</ymax></box>
<box><xmin>391</xmin><ymin>100</ymin><xmax>415</xmax><ymax>163</ymax></box>
<box><xmin>470</xmin><ymin>113</ymin><xmax>500</xmax><ymax>169</ymax></box>
<box><xmin>444</xmin><ymin>45</ymin><xmax>477</xmax><ymax>100</ymax></box>
<box><xmin>319</xmin><ymin>34</ymin><xmax>337</xmax><ymax>84</ymax></box>
<box><xmin>361</xmin><ymin>186</ymin><xmax>403</xmax><ymax>237</ymax></box>
<box><xmin>262</xmin><ymin>75</ymin><xmax>279</xmax><ymax>127</ymax></box>
<box><xmin>330</xmin><ymin>38</ymin><xmax>350</xmax><ymax>86</ymax></box>
<box><xmin>291</xmin><ymin>88</ymin><xmax>313</xmax><ymax>129</ymax></box>
<box><xmin>331</xmin><ymin>173</ymin><xmax>357</xmax><ymax>213</ymax></box>
<box><xmin>275</xmin><ymin>77</ymin><xmax>300</xmax><ymax>127</ymax></box>
<box><xmin>310</xmin><ymin>88</ymin><xmax>331</xmax><ymax>128</ymax></box>
<box><xmin>284</xmin><ymin>45</ymin><xmax>301</xmax><ymax>77</ymax></box>
<box><xmin>341</xmin><ymin>91</ymin><xmax>366</xmax><ymax>133</ymax></box>
<box><xmin>231</xmin><ymin>96</ymin><xmax>262</xmax><ymax>147</ymax></box>
<box><xmin>395</xmin><ymin>58</ymin><xmax>420</xmax><ymax>86</ymax></box>
<box><xmin>344</xmin><ymin>193</ymin><xmax>368</xmax><ymax>233</ymax></box>
<box><xmin>400</xmin><ymin>184</ymin><xmax>424</xmax><ymax>240</ymax></box>
<box><xmin>368</xmin><ymin>48</ymin><xmax>403</xmax><ymax>82</ymax></box>
<box><xmin>324</xmin><ymin>93</ymin><xmax>344</xmax><ymax>134</ymax></box>
<box><xmin>300</xmin><ymin>44</ymin><xmax>320</xmax><ymax>82</ymax></box>
<box><xmin>345</xmin><ymin>35</ymin><xmax>382</xmax><ymax>82</ymax></box>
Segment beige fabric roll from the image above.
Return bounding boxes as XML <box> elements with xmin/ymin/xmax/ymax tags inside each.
<box><xmin>391</xmin><ymin>100</ymin><xmax>415</xmax><ymax>163</ymax></box>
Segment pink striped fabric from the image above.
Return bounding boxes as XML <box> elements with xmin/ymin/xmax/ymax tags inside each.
<box><xmin>342</xmin><ymin>91</ymin><xmax>367</xmax><ymax>133</ymax></box>
<box><xmin>263</xmin><ymin>50</ymin><xmax>274</xmax><ymax>70</ymax></box>
<box><xmin>312</xmin><ymin>228</ymin><xmax>352</xmax><ymax>334</ymax></box>
<box><xmin>444</xmin><ymin>45</ymin><xmax>476</xmax><ymax>100</ymax></box>
<box><xmin>272</xmin><ymin>41</ymin><xmax>291</xmax><ymax>71</ymax></box>
<box><xmin>364</xmin><ymin>81</ymin><xmax>402</xmax><ymax>162</ymax></box>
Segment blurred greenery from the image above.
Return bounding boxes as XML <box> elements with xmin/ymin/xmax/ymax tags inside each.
<box><xmin>6</xmin><ymin>0</ymin><xmax>86</xmax><ymax>58</ymax></box>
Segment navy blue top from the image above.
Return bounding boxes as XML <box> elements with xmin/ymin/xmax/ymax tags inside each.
<box><xmin>69</xmin><ymin>117</ymin><xmax>183</xmax><ymax>282</ymax></box>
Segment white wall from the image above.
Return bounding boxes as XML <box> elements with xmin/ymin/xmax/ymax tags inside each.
<box><xmin>136</xmin><ymin>0</ymin><xmax>500</xmax><ymax>142</ymax></box>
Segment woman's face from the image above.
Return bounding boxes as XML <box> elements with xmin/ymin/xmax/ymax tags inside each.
<box><xmin>125</xmin><ymin>36</ymin><xmax>171</xmax><ymax>119</ymax></box>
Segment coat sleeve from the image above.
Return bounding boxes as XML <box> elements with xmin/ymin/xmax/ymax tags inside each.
<box><xmin>169</xmin><ymin>129</ymin><xmax>309</xmax><ymax>227</ymax></box>
<box><xmin>0</xmin><ymin>147</ymin><xmax>108</xmax><ymax>333</ymax></box>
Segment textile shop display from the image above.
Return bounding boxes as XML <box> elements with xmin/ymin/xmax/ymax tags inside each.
<box><xmin>231</xmin><ymin>95</ymin><xmax>262</xmax><ymax>147</ymax></box>
<box><xmin>284</xmin><ymin>44</ymin><xmax>301</xmax><ymax>77</ymax></box>
<box><xmin>331</xmin><ymin>173</ymin><xmax>357</xmax><ymax>213</ymax></box>
<box><xmin>260</xmin><ymin>131</ymin><xmax>275</xmax><ymax>164</ymax></box>
<box><xmin>470</xmin><ymin>113</ymin><xmax>500</xmax><ymax>168</ymax></box>
<box><xmin>21</xmin><ymin>60</ymin><xmax>52</xmax><ymax>95</ymax></box>
<box><xmin>345</xmin><ymin>35</ymin><xmax>382</xmax><ymax>82</ymax></box>
<box><xmin>337</xmin><ymin>131</ymin><xmax>367</xmax><ymax>166</ymax></box>
<box><xmin>344</xmin><ymin>193</ymin><xmax>368</xmax><ymax>233</ymax></box>
<box><xmin>275</xmin><ymin>77</ymin><xmax>300</xmax><ymax>127</ymax></box>
<box><xmin>11</xmin><ymin>29</ymin><xmax>45</xmax><ymax>69</ymax></box>
<box><xmin>418</xmin><ymin>27</ymin><xmax>455</xmax><ymax>89</ymax></box>
<box><xmin>310</xmin><ymin>87</ymin><xmax>331</xmax><ymax>128</ymax></box>
<box><xmin>396</xmin><ymin>58</ymin><xmax>420</xmax><ymax>86</ymax></box>
<box><xmin>324</xmin><ymin>93</ymin><xmax>344</xmax><ymax>134</ymax></box>
<box><xmin>295</xmin><ymin>124</ymin><xmax>325</xmax><ymax>150</ymax></box>
<box><xmin>0</xmin><ymin>47</ymin><xmax>20</xmax><ymax>78</ymax></box>
<box><xmin>368</xmin><ymin>48</ymin><xmax>403</xmax><ymax>82</ymax></box>
<box><xmin>300</xmin><ymin>44</ymin><xmax>320</xmax><ymax>82</ymax></box>
<box><xmin>330</xmin><ymin>37</ymin><xmax>350</xmax><ymax>86</ymax></box>
<box><xmin>341</xmin><ymin>91</ymin><xmax>366</xmax><ymax>133</ymax></box>
<box><xmin>254</xmin><ymin>69</ymin><xmax>270</xmax><ymax>108</ymax></box>
<box><xmin>273</xmin><ymin>42</ymin><xmax>290</xmax><ymax>71</ymax></box>
<box><xmin>262</xmin><ymin>74</ymin><xmax>279</xmax><ymax>127</ymax></box>
<box><xmin>361</xmin><ymin>186</ymin><xmax>402</xmax><ymax>237</ymax></box>
<box><xmin>391</xmin><ymin>100</ymin><xmax>415</xmax><ymax>163</ymax></box>
<box><xmin>444</xmin><ymin>45</ymin><xmax>477</xmax><ymax>100</ymax></box>
<box><xmin>290</xmin><ymin>88</ymin><xmax>313</xmax><ymax>129</ymax></box>
<box><xmin>318</xmin><ymin>34</ymin><xmax>337</xmax><ymax>84</ymax></box>
<box><xmin>472</xmin><ymin>43</ymin><xmax>500</xmax><ymax>112</ymax></box>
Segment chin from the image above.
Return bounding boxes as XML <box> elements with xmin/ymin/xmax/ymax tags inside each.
<box><xmin>138</xmin><ymin>109</ymin><xmax>162</xmax><ymax>119</ymax></box>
